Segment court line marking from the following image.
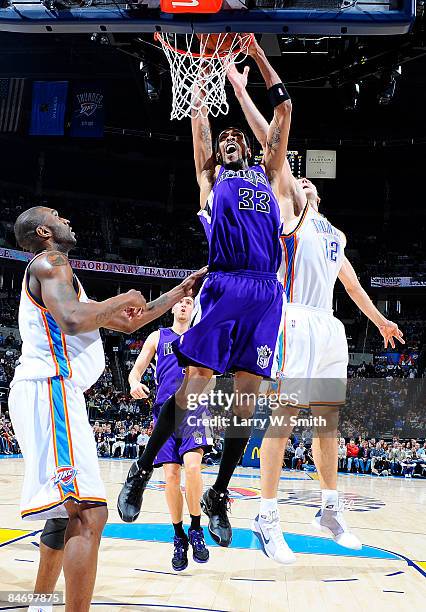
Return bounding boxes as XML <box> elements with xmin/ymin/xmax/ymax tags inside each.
<box><xmin>135</xmin><ymin>568</ymin><xmax>193</xmax><ymax>577</ymax></box>
<box><xmin>322</xmin><ymin>578</ymin><xmax>359</xmax><ymax>582</ymax></box>
<box><xmin>0</xmin><ymin>530</ymin><xmax>40</xmax><ymax>549</ymax></box>
<box><xmin>14</xmin><ymin>559</ymin><xmax>34</xmax><ymax>563</ymax></box>
<box><xmin>371</xmin><ymin>547</ymin><xmax>426</xmax><ymax>579</ymax></box>
<box><xmin>383</xmin><ymin>590</ymin><xmax>405</xmax><ymax>593</ymax></box>
<box><xmin>201</xmin><ymin>471</ymin><xmax>309</xmax><ymax>481</ymax></box>
<box><xmin>386</xmin><ymin>571</ymin><xmax>404</xmax><ymax>576</ymax></box>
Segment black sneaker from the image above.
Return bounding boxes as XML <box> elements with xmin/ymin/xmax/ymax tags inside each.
<box><xmin>200</xmin><ymin>487</ymin><xmax>232</xmax><ymax>547</ymax></box>
<box><xmin>172</xmin><ymin>535</ymin><xmax>189</xmax><ymax>572</ymax></box>
<box><xmin>188</xmin><ymin>528</ymin><xmax>209</xmax><ymax>563</ymax></box>
<box><xmin>117</xmin><ymin>462</ymin><xmax>153</xmax><ymax>523</ymax></box>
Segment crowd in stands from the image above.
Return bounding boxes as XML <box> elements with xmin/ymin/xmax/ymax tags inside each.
<box><xmin>92</xmin><ymin>420</ymin><xmax>152</xmax><ymax>459</ymax></box>
<box><xmin>2</xmin><ymin>190</ymin><xmax>425</xmax><ymax>278</ymax></box>
<box><xmin>0</xmin><ymin>410</ymin><xmax>19</xmax><ymax>455</ymax></box>
<box><xmin>283</xmin><ymin>436</ymin><xmax>426</xmax><ymax>478</ymax></box>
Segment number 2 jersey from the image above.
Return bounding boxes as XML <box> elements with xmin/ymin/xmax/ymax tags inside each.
<box><xmin>280</xmin><ymin>205</ymin><xmax>345</xmax><ymax>311</ymax></box>
<box><xmin>198</xmin><ymin>164</ymin><xmax>283</xmax><ymax>274</ymax></box>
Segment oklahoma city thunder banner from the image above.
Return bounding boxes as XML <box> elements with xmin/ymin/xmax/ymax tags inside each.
<box><xmin>0</xmin><ymin>248</ymin><xmax>194</xmax><ymax>279</ymax></box>
<box><xmin>29</xmin><ymin>81</ymin><xmax>68</xmax><ymax>136</ymax></box>
<box><xmin>70</xmin><ymin>82</ymin><xmax>104</xmax><ymax>138</ymax></box>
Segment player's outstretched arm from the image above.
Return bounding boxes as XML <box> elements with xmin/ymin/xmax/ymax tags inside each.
<box><xmin>338</xmin><ymin>256</ymin><xmax>405</xmax><ymax>349</ymax></box>
<box><xmin>33</xmin><ymin>251</ymin><xmax>146</xmax><ymax>336</ymax></box>
<box><xmin>191</xmin><ymin>80</ymin><xmax>216</xmax><ymax>199</ymax></box>
<box><xmin>247</xmin><ymin>39</ymin><xmax>292</xmax><ymax>188</ymax></box>
<box><xmin>227</xmin><ymin>62</ymin><xmax>300</xmax><ymax>211</ymax></box>
<box><xmin>127</xmin><ymin>266</ymin><xmax>207</xmax><ymax>332</ymax></box>
<box><xmin>128</xmin><ymin>330</ymin><xmax>159</xmax><ymax>399</ymax></box>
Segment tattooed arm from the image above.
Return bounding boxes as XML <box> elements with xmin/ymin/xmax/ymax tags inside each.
<box><xmin>191</xmin><ymin>80</ymin><xmax>216</xmax><ymax>206</ymax></box>
<box><xmin>248</xmin><ymin>40</ymin><xmax>292</xmax><ymax>191</ymax></box>
<box><xmin>32</xmin><ymin>251</ymin><xmax>146</xmax><ymax>336</ymax></box>
<box><xmin>127</xmin><ymin>266</ymin><xmax>208</xmax><ymax>332</ymax></box>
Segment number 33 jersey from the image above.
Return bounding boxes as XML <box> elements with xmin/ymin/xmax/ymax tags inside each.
<box><xmin>198</xmin><ymin>164</ymin><xmax>283</xmax><ymax>274</ymax></box>
<box><xmin>280</xmin><ymin>205</ymin><xmax>345</xmax><ymax>311</ymax></box>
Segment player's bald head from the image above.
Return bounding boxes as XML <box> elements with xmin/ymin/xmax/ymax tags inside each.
<box><xmin>14</xmin><ymin>206</ymin><xmax>52</xmax><ymax>252</ymax></box>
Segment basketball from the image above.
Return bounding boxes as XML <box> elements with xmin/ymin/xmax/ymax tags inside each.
<box><xmin>197</xmin><ymin>32</ymin><xmax>251</xmax><ymax>55</ymax></box>
<box><xmin>1</xmin><ymin>0</ymin><xmax>426</xmax><ymax>610</ymax></box>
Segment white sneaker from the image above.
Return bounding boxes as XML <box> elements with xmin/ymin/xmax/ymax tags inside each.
<box><xmin>312</xmin><ymin>503</ymin><xmax>362</xmax><ymax>550</ymax></box>
<box><xmin>252</xmin><ymin>510</ymin><xmax>296</xmax><ymax>565</ymax></box>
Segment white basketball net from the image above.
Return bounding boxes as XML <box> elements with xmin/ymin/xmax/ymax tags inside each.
<box><xmin>155</xmin><ymin>32</ymin><xmax>253</xmax><ymax>120</ymax></box>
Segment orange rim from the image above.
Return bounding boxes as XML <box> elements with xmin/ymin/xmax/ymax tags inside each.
<box><xmin>154</xmin><ymin>32</ymin><xmax>254</xmax><ymax>59</ymax></box>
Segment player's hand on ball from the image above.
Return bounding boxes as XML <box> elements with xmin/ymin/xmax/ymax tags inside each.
<box><xmin>245</xmin><ymin>35</ymin><xmax>261</xmax><ymax>57</ymax></box>
<box><xmin>226</xmin><ymin>64</ymin><xmax>250</xmax><ymax>96</ymax></box>
<box><xmin>378</xmin><ymin>320</ymin><xmax>405</xmax><ymax>349</ymax></box>
<box><xmin>179</xmin><ymin>266</ymin><xmax>208</xmax><ymax>297</ymax></box>
<box><xmin>130</xmin><ymin>382</ymin><xmax>150</xmax><ymax>400</ymax></box>
<box><xmin>124</xmin><ymin>289</ymin><xmax>147</xmax><ymax>311</ymax></box>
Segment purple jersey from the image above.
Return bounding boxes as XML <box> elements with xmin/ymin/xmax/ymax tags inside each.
<box><xmin>154</xmin><ymin>328</ymin><xmax>185</xmax><ymax>411</ymax></box>
<box><xmin>198</xmin><ymin>164</ymin><xmax>282</xmax><ymax>274</ymax></box>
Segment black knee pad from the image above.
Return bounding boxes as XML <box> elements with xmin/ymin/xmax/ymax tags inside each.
<box><xmin>40</xmin><ymin>518</ymin><xmax>68</xmax><ymax>550</ymax></box>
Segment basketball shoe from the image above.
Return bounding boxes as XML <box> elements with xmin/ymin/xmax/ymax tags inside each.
<box><xmin>172</xmin><ymin>534</ymin><xmax>189</xmax><ymax>572</ymax></box>
<box><xmin>188</xmin><ymin>527</ymin><xmax>210</xmax><ymax>563</ymax></box>
<box><xmin>201</xmin><ymin>487</ymin><xmax>232</xmax><ymax>547</ymax></box>
<box><xmin>252</xmin><ymin>510</ymin><xmax>296</xmax><ymax>565</ymax></box>
<box><xmin>117</xmin><ymin>462</ymin><xmax>153</xmax><ymax>522</ymax></box>
<box><xmin>312</xmin><ymin>499</ymin><xmax>362</xmax><ymax>549</ymax></box>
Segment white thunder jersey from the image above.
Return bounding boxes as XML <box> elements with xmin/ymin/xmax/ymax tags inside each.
<box><xmin>12</xmin><ymin>252</ymin><xmax>105</xmax><ymax>391</ymax></box>
<box><xmin>276</xmin><ymin>204</ymin><xmax>348</xmax><ymax>405</ymax></box>
<box><xmin>280</xmin><ymin>204</ymin><xmax>345</xmax><ymax>309</ymax></box>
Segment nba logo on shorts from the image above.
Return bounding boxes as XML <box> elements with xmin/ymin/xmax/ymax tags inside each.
<box><xmin>52</xmin><ymin>466</ymin><xmax>78</xmax><ymax>487</ymax></box>
<box><xmin>257</xmin><ymin>345</ymin><xmax>272</xmax><ymax>369</ymax></box>
<box><xmin>193</xmin><ymin>431</ymin><xmax>203</xmax><ymax>445</ymax></box>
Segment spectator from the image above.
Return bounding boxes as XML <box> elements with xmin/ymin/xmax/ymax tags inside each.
<box><xmin>401</xmin><ymin>445</ymin><xmax>416</xmax><ymax>478</ymax></box>
<box><xmin>291</xmin><ymin>442</ymin><xmax>306</xmax><ymax>470</ymax></box>
<box><xmin>125</xmin><ymin>426</ymin><xmax>138</xmax><ymax>459</ymax></box>
<box><xmin>112</xmin><ymin>427</ymin><xmax>126</xmax><ymax>458</ymax></box>
<box><xmin>137</xmin><ymin>428</ymin><xmax>149</xmax><ymax>458</ymax></box>
<box><xmin>338</xmin><ymin>438</ymin><xmax>347</xmax><ymax>471</ymax></box>
<box><xmin>358</xmin><ymin>441</ymin><xmax>371</xmax><ymax>474</ymax></box>
<box><xmin>346</xmin><ymin>438</ymin><xmax>360</xmax><ymax>473</ymax></box>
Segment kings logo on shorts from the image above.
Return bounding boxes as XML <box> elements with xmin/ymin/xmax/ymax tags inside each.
<box><xmin>257</xmin><ymin>345</ymin><xmax>272</xmax><ymax>369</ymax></box>
<box><xmin>52</xmin><ymin>466</ymin><xmax>78</xmax><ymax>487</ymax></box>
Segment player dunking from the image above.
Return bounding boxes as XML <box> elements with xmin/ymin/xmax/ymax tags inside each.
<box><xmin>10</xmin><ymin>206</ymin><xmax>205</xmax><ymax>611</ymax></box>
<box><xmin>118</xmin><ymin>37</ymin><xmax>292</xmax><ymax>548</ymax></box>
<box><xmin>227</xmin><ymin>63</ymin><xmax>405</xmax><ymax>563</ymax></box>
<box><xmin>128</xmin><ymin>296</ymin><xmax>210</xmax><ymax>571</ymax></box>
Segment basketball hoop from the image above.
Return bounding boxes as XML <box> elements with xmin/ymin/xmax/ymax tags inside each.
<box><xmin>155</xmin><ymin>32</ymin><xmax>254</xmax><ymax>120</ymax></box>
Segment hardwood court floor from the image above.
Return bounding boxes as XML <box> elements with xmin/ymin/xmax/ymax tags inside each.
<box><xmin>1</xmin><ymin>457</ymin><xmax>425</xmax><ymax>611</ymax></box>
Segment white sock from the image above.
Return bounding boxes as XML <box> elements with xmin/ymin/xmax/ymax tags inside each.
<box><xmin>28</xmin><ymin>606</ymin><xmax>53</xmax><ymax>612</ymax></box>
<box><xmin>259</xmin><ymin>497</ymin><xmax>278</xmax><ymax>516</ymax></box>
<box><xmin>321</xmin><ymin>489</ymin><xmax>338</xmax><ymax>510</ymax></box>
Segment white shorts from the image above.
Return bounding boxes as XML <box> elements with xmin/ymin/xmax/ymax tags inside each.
<box><xmin>8</xmin><ymin>376</ymin><xmax>106</xmax><ymax>520</ymax></box>
<box><xmin>274</xmin><ymin>304</ymin><xmax>348</xmax><ymax>407</ymax></box>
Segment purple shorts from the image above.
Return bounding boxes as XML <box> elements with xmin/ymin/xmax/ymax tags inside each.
<box><xmin>152</xmin><ymin>403</ymin><xmax>212</xmax><ymax>467</ymax></box>
<box><xmin>173</xmin><ymin>270</ymin><xmax>285</xmax><ymax>378</ymax></box>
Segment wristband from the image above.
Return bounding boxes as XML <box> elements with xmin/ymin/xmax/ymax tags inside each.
<box><xmin>268</xmin><ymin>83</ymin><xmax>290</xmax><ymax>108</ymax></box>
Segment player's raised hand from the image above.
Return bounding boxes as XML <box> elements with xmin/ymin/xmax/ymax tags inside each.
<box><xmin>130</xmin><ymin>382</ymin><xmax>150</xmax><ymax>400</ymax></box>
<box><xmin>226</xmin><ymin>64</ymin><xmax>250</xmax><ymax>97</ymax></box>
<box><xmin>378</xmin><ymin>320</ymin><xmax>405</xmax><ymax>349</ymax></box>
<box><xmin>245</xmin><ymin>35</ymin><xmax>262</xmax><ymax>58</ymax></box>
<box><xmin>179</xmin><ymin>266</ymin><xmax>208</xmax><ymax>297</ymax></box>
